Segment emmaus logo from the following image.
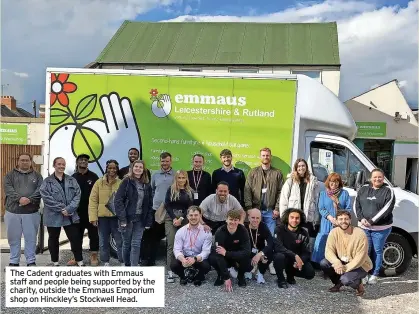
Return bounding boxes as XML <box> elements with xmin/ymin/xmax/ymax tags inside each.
<box><xmin>149</xmin><ymin>88</ymin><xmax>247</xmax><ymax>118</ymax></box>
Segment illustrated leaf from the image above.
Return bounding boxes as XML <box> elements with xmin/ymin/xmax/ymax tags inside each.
<box><xmin>75</xmin><ymin>94</ymin><xmax>97</xmax><ymax>120</ymax></box>
<box><xmin>50</xmin><ymin>108</ymin><xmax>70</xmax><ymax>125</ymax></box>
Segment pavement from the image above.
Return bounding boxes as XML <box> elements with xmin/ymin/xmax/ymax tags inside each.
<box><xmin>0</xmin><ymin>239</ymin><xmax>418</xmax><ymax>314</ymax></box>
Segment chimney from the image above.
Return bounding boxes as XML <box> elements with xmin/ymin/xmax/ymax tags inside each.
<box><xmin>1</xmin><ymin>96</ymin><xmax>17</xmax><ymax>111</ymax></box>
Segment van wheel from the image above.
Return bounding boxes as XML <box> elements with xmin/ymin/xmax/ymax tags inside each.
<box><xmin>110</xmin><ymin>234</ymin><xmax>118</xmax><ymax>259</ymax></box>
<box><xmin>380</xmin><ymin>233</ymin><xmax>412</xmax><ymax>277</ymax></box>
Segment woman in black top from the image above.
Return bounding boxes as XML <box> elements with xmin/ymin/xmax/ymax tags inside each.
<box><xmin>164</xmin><ymin>170</ymin><xmax>193</xmax><ymax>283</ymax></box>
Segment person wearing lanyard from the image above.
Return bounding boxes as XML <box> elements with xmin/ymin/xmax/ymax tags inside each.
<box><xmin>244</xmin><ymin>208</ymin><xmax>274</xmax><ymax>284</ymax></box>
<box><xmin>171</xmin><ymin>206</ymin><xmax>212</xmax><ymax>286</ymax></box>
<box><xmin>187</xmin><ymin>154</ymin><xmax>212</xmax><ymax>206</ymax></box>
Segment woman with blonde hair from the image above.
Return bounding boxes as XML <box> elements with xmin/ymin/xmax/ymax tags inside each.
<box><xmin>279</xmin><ymin>158</ymin><xmax>320</xmax><ymax>236</ymax></box>
<box><xmin>311</xmin><ymin>172</ymin><xmax>351</xmax><ymax>264</ymax></box>
<box><xmin>114</xmin><ymin>160</ymin><xmax>154</xmax><ymax>266</ymax></box>
<box><xmin>164</xmin><ymin>170</ymin><xmax>193</xmax><ymax>283</ymax></box>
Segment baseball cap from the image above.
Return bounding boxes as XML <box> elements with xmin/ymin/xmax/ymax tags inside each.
<box><xmin>76</xmin><ymin>154</ymin><xmax>90</xmax><ymax>161</ymax></box>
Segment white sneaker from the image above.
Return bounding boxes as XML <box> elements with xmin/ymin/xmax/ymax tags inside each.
<box><xmin>362</xmin><ymin>275</ymin><xmax>369</xmax><ymax>285</ymax></box>
<box><xmin>244</xmin><ymin>272</ymin><xmax>252</xmax><ymax>280</ymax></box>
<box><xmin>368</xmin><ymin>275</ymin><xmax>378</xmax><ymax>285</ymax></box>
<box><xmin>167</xmin><ymin>271</ymin><xmax>175</xmax><ymax>283</ymax></box>
<box><xmin>269</xmin><ymin>262</ymin><xmax>276</xmax><ymax>275</ymax></box>
<box><xmin>104</xmin><ymin>262</ymin><xmax>110</xmax><ymax>266</ymax></box>
<box><xmin>257</xmin><ymin>271</ymin><xmax>265</xmax><ymax>284</ymax></box>
<box><xmin>229</xmin><ymin>267</ymin><xmax>238</xmax><ymax>279</ymax></box>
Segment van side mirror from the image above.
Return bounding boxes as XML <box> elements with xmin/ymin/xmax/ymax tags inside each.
<box><xmin>355</xmin><ymin>170</ymin><xmax>365</xmax><ymax>191</ymax></box>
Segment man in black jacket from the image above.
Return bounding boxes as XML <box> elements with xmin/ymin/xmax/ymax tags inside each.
<box><xmin>212</xmin><ymin>149</ymin><xmax>246</xmax><ymax>206</ymax></box>
<box><xmin>187</xmin><ymin>154</ymin><xmax>212</xmax><ymax>206</ymax></box>
<box><xmin>119</xmin><ymin>148</ymin><xmax>151</xmax><ymax>179</ymax></box>
<box><xmin>244</xmin><ymin>208</ymin><xmax>274</xmax><ymax>284</ymax></box>
<box><xmin>208</xmin><ymin>209</ymin><xmax>252</xmax><ymax>291</ymax></box>
<box><xmin>70</xmin><ymin>154</ymin><xmax>99</xmax><ymax>266</ymax></box>
<box><xmin>273</xmin><ymin>208</ymin><xmax>315</xmax><ymax>288</ymax></box>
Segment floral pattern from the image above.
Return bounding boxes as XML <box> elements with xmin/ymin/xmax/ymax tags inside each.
<box><xmin>50</xmin><ymin>73</ymin><xmax>77</xmax><ymax>107</ymax></box>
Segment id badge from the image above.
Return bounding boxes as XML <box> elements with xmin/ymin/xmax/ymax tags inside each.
<box><xmin>251</xmin><ymin>248</ymin><xmax>258</xmax><ymax>254</ymax></box>
<box><xmin>262</xmin><ymin>188</ymin><xmax>267</xmax><ymax>194</ymax></box>
<box><xmin>194</xmin><ymin>192</ymin><xmax>199</xmax><ymax>200</ymax></box>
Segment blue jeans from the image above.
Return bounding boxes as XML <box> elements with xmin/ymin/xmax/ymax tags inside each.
<box><xmin>363</xmin><ymin>228</ymin><xmax>392</xmax><ymax>276</ymax></box>
<box><xmin>5</xmin><ymin>211</ymin><xmax>41</xmax><ymax>264</ymax></box>
<box><xmin>121</xmin><ymin>221</ymin><xmax>145</xmax><ymax>266</ymax></box>
<box><xmin>261</xmin><ymin>209</ymin><xmax>276</xmax><ymax>235</ymax></box>
<box><xmin>98</xmin><ymin>217</ymin><xmax>123</xmax><ymax>263</ymax></box>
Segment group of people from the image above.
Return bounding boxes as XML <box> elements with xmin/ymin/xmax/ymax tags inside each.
<box><xmin>4</xmin><ymin>146</ymin><xmax>395</xmax><ymax>295</ymax></box>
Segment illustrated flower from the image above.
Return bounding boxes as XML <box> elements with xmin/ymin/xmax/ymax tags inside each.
<box><xmin>149</xmin><ymin>89</ymin><xmax>158</xmax><ymax>97</ymax></box>
<box><xmin>50</xmin><ymin>73</ymin><xmax>77</xmax><ymax>107</ymax></box>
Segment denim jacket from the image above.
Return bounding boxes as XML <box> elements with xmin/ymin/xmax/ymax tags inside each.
<box><xmin>40</xmin><ymin>174</ymin><xmax>81</xmax><ymax>227</ymax></box>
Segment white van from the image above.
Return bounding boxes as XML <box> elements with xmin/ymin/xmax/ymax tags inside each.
<box><xmin>43</xmin><ymin>68</ymin><xmax>418</xmax><ymax>275</ymax></box>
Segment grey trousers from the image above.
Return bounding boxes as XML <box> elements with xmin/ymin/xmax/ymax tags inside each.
<box><xmin>320</xmin><ymin>259</ymin><xmax>368</xmax><ymax>289</ymax></box>
<box><xmin>5</xmin><ymin>211</ymin><xmax>41</xmax><ymax>264</ymax></box>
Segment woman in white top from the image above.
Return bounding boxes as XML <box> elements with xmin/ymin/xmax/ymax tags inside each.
<box><xmin>279</xmin><ymin>158</ymin><xmax>320</xmax><ymax>238</ymax></box>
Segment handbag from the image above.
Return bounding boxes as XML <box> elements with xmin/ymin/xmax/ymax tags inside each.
<box><xmin>154</xmin><ymin>202</ymin><xmax>166</xmax><ymax>224</ymax></box>
<box><xmin>105</xmin><ymin>192</ymin><xmax>117</xmax><ymax>216</ymax></box>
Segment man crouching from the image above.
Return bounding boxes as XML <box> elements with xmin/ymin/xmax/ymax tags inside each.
<box><xmin>209</xmin><ymin>209</ymin><xmax>252</xmax><ymax>292</ymax></box>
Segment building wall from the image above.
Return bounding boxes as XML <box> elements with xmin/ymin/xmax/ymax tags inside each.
<box><xmin>0</xmin><ymin>117</ymin><xmax>45</xmax><ymax>145</ymax></box>
<box><xmin>345</xmin><ymin>81</ymin><xmax>419</xmax><ymax>190</ymax></box>
<box><xmin>101</xmin><ymin>64</ymin><xmax>341</xmax><ymax>96</ymax></box>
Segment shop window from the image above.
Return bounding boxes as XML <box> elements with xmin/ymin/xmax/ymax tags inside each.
<box><xmin>229</xmin><ymin>68</ymin><xmax>259</xmax><ymax>73</ymax></box>
<box><xmin>292</xmin><ymin>70</ymin><xmax>321</xmax><ymax>82</ymax></box>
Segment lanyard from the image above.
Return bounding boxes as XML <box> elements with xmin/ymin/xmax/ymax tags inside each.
<box><xmin>249</xmin><ymin>228</ymin><xmax>258</xmax><ymax>249</ymax></box>
<box><xmin>193</xmin><ymin>170</ymin><xmax>203</xmax><ymax>191</ymax></box>
<box><xmin>188</xmin><ymin>227</ymin><xmax>201</xmax><ymax>249</ymax></box>
<box><xmin>261</xmin><ymin>169</ymin><xmax>268</xmax><ymax>186</ymax></box>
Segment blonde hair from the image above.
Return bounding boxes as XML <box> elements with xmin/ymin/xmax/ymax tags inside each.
<box><xmin>170</xmin><ymin>170</ymin><xmax>192</xmax><ymax>201</ymax></box>
<box><xmin>127</xmin><ymin>160</ymin><xmax>149</xmax><ymax>183</ymax></box>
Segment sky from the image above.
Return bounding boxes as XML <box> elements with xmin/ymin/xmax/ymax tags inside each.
<box><xmin>1</xmin><ymin>0</ymin><xmax>418</xmax><ymax>114</ymax></box>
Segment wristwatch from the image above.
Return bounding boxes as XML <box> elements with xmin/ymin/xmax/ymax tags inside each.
<box><xmin>260</xmin><ymin>251</ymin><xmax>265</xmax><ymax>257</ymax></box>
<box><xmin>194</xmin><ymin>256</ymin><xmax>198</xmax><ymax>262</ymax></box>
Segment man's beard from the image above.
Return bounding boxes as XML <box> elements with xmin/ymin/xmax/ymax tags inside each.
<box><xmin>339</xmin><ymin>223</ymin><xmax>350</xmax><ymax>230</ymax></box>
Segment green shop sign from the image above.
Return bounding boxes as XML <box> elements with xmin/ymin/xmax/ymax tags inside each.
<box><xmin>0</xmin><ymin>123</ymin><xmax>28</xmax><ymax>144</ymax></box>
<box><xmin>356</xmin><ymin>122</ymin><xmax>386</xmax><ymax>138</ymax></box>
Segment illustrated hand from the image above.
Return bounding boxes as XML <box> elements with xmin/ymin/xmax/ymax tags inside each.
<box><xmin>151</xmin><ymin>94</ymin><xmax>172</xmax><ymax>118</ymax></box>
<box><xmin>83</xmin><ymin>93</ymin><xmax>141</xmax><ymax>175</ymax></box>
<box><xmin>49</xmin><ymin>92</ymin><xmax>141</xmax><ymax>176</ymax></box>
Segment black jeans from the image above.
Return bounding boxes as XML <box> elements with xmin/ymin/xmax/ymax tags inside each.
<box><xmin>141</xmin><ymin>221</ymin><xmax>165</xmax><ymax>264</ymax></box>
<box><xmin>273</xmin><ymin>252</ymin><xmax>315</xmax><ymax>281</ymax></box>
<box><xmin>77</xmin><ymin>218</ymin><xmax>99</xmax><ymax>251</ymax></box>
<box><xmin>47</xmin><ymin>224</ymin><xmax>83</xmax><ymax>262</ymax></box>
<box><xmin>202</xmin><ymin>217</ymin><xmax>226</xmax><ymax>235</ymax></box>
<box><xmin>251</xmin><ymin>251</ymin><xmax>272</xmax><ymax>274</ymax></box>
<box><xmin>320</xmin><ymin>259</ymin><xmax>368</xmax><ymax>289</ymax></box>
<box><xmin>170</xmin><ymin>258</ymin><xmax>211</xmax><ymax>280</ymax></box>
<box><xmin>208</xmin><ymin>252</ymin><xmax>252</xmax><ymax>280</ymax></box>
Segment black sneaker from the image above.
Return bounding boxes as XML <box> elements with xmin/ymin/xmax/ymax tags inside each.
<box><xmin>9</xmin><ymin>263</ymin><xmax>19</xmax><ymax>266</ymax></box>
<box><xmin>287</xmin><ymin>277</ymin><xmax>296</xmax><ymax>285</ymax></box>
<box><xmin>238</xmin><ymin>276</ymin><xmax>247</xmax><ymax>287</ymax></box>
<box><xmin>194</xmin><ymin>279</ymin><xmax>202</xmax><ymax>287</ymax></box>
<box><xmin>27</xmin><ymin>263</ymin><xmax>36</xmax><ymax>266</ymax></box>
<box><xmin>214</xmin><ymin>276</ymin><xmax>224</xmax><ymax>286</ymax></box>
<box><xmin>277</xmin><ymin>280</ymin><xmax>289</xmax><ymax>289</ymax></box>
<box><xmin>180</xmin><ymin>278</ymin><xmax>188</xmax><ymax>286</ymax></box>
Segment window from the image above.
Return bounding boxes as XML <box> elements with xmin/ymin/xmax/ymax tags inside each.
<box><xmin>291</xmin><ymin>70</ymin><xmax>321</xmax><ymax>81</ymax></box>
<box><xmin>229</xmin><ymin>68</ymin><xmax>259</xmax><ymax>73</ymax></box>
<box><xmin>310</xmin><ymin>142</ymin><xmax>370</xmax><ymax>188</ymax></box>
<box><xmin>179</xmin><ymin>68</ymin><xmax>202</xmax><ymax>72</ymax></box>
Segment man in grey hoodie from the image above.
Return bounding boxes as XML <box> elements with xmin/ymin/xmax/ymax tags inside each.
<box><xmin>3</xmin><ymin>153</ymin><xmax>43</xmax><ymax>266</ymax></box>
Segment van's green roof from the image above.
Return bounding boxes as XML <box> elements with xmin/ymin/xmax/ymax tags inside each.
<box><xmin>95</xmin><ymin>21</ymin><xmax>340</xmax><ymax>66</ymax></box>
